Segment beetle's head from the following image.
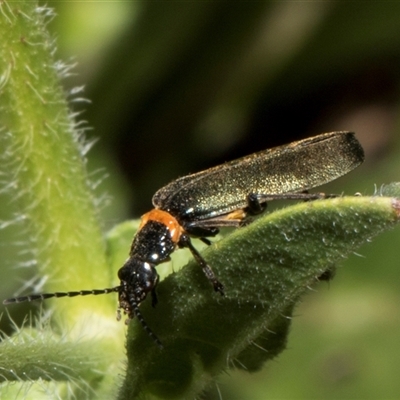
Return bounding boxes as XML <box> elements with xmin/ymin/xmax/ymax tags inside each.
<box><xmin>117</xmin><ymin>258</ymin><xmax>159</xmax><ymax>320</ymax></box>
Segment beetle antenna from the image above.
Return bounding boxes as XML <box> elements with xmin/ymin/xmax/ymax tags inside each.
<box><xmin>3</xmin><ymin>287</ymin><xmax>121</xmax><ymax>305</ymax></box>
<box><xmin>129</xmin><ymin>295</ymin><xmax>163</xmax><ymax>349</ymax></box>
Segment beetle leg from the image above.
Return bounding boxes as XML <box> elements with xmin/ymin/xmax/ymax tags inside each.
<box><xmin>247</xmin><ymin>191</ymin><xmax>337</xmax><ymax>209</ymax></box>
<box><xmin>151</xmin><ymin>289</ymin><xmax>158</xmax><ymax>307</ymax></box>
<box><xmin>246</xmin><ymin>193</ymin><xmax>267</xmax><ymax>215</ymax></box>
<box><xmin>199</xmin><ymin>237</ymin><xmax>212</xmax><ymax>246</ymax></box>
<box><xmin>178</xmin><ymin>234</ymin><xmax>224</xmax><ymax>295</ymax></box>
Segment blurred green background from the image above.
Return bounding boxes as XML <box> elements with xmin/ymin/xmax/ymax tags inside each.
<box><xmin>2</xmin><ymin>2</ymin><xmax>400</xmax><ymax>399</ymax></box>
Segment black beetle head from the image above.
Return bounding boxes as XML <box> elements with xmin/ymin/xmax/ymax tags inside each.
<box><xmin>117</xmin><ymin>258</ymin><xmax>159</xmax><ymax>321</ymax></box>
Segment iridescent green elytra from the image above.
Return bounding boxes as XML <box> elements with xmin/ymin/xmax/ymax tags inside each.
<box><xmin>153</xmin><ymin>131</ymin><xmax>364</xmax><ymax>225</ymax></box>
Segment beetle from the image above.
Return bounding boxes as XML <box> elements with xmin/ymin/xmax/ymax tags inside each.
<box><xmin>3</xmin><ymin>131</ymin><xmax>364</xmax><ymax>347</ymax></box>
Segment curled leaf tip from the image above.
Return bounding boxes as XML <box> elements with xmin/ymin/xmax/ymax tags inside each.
<box><xmin>392</xmin><ymin>198</ymin><xmax>400</xmax><ymax>218</ymax></box>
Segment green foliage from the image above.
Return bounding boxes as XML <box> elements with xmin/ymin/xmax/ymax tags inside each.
<box><xmin>0</xmin><ymin>0</ymin><xmax>112</xmax><ymax>327</ymax></box>
<box><xmin>0</xmin><ymin>2</ymin><xmax>122</xmax><ymax>398</ymax></box>
<box><xmin>2</xmin><ymin>1</ymin><xmax>400</xmax><ymax>399</ymax></box>
<box><xmin>119</xmin><ymin>194</ymin><xmax>400</xmax><ymax>399</ymax></box>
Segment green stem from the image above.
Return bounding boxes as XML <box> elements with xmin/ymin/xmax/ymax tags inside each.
<box><xmin>0</xmin><ymin>1</ymin><xmax>119</xmax><ymax>339</ymax></box>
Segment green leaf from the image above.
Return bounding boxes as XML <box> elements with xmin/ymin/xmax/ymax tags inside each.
<box><xmin>118</xmin><ymin>191</ymin><xmax>400</xmax><ymax>399</ymax></box>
